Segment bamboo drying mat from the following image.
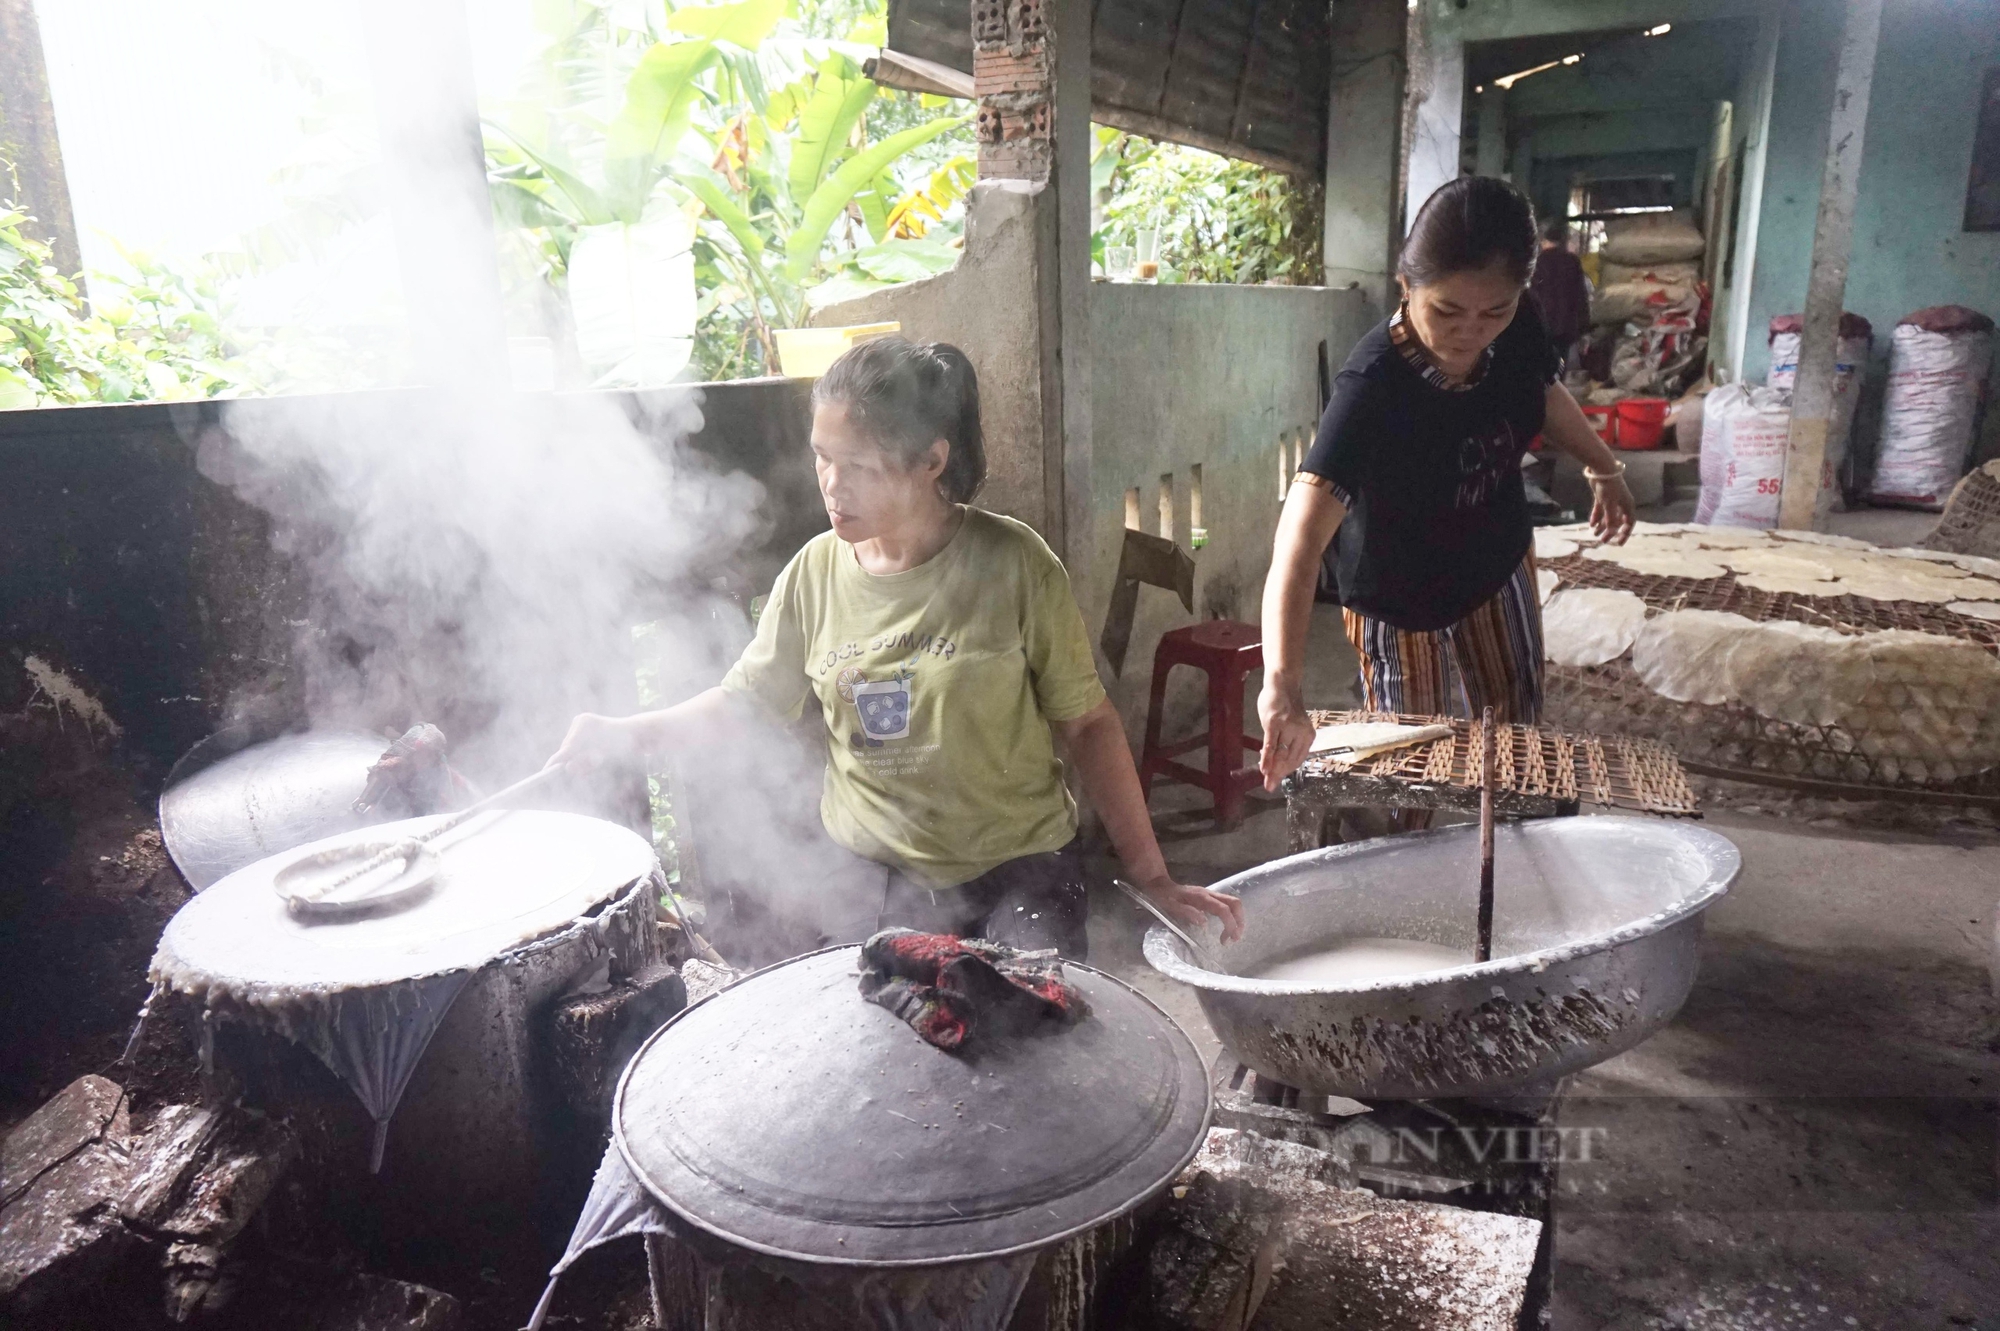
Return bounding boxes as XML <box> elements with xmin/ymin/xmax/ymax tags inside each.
<box><xmin>1540</xmin><ymin>536</ymin><xmax>2000</xmax><ymax>803</ymax></box>
<box><xmin>1546</xmin><ymin>553</ymin><xmax>2000</xmax><ymax>655</ymax></box>
<box><xmin>1294</xmin><ymin>709</ymin><xmax>1700</xmax><ymax>818</ymax></box>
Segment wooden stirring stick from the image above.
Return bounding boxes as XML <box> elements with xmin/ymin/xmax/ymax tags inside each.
<box><xmin>1476</xmin><ymin>706</ymin><xmax>1497</xmax><ymax>963</ymax></box>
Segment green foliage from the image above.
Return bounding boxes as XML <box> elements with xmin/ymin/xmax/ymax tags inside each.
<box><xmin>0</xmin><ymin>201</ymin><xmax>259</xmax><ymax>408</ymax></box>
<box><xmin>1093</xmin><ymin>129</ymin><xmax>1324</xmax><ymax>287</ymax></box>
<box><xmin>482</xmin><ymin>0</ymin><xmax>976</xmax><ymax>382</ymax></box>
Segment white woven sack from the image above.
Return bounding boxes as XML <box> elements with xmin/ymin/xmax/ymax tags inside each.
<box><xmin>1766</xmin><ymin>331</ymin><xmax>1869</xmax><ymax>394</ymax></box>
<box><xmin>1869</xmin><ymin>324</ymin><xmax>1993</xmax><ymax>508</ymax></box>
<box><xmin>1591</xmin><ymin>281</ymin><xmax>1696</xmax><ymax>328</ymax></box>
<box><xmin>1767</xmin><ymin>331</ymin><xmax>1870</xmax><ymax>474</ymax></box>
<box><xmin>1695</xmin><ymin>383</ymin><xmax>1795</xmax><ymax>528</ymax></box>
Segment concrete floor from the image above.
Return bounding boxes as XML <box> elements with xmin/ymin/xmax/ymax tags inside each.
<box><xmin>1086</xmin><ymin>509</ymin><xmax>2000</xmax><ymax>1327</ymax></box>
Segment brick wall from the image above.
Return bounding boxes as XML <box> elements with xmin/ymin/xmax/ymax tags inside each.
<box><xmin>973</xmin><ymin>0</ymin><xmax>1053</xmax><ymax>182</ymax></box>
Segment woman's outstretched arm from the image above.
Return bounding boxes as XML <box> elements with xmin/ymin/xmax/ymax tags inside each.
<box><xmin>1541</xmin><ymin>383</ymin><xmax>1636</xmax><ymax>544</ymax></box>
<box><xmin>546</xmin><ymin>688</ymin><xmax>756</xmax><ymax>772</ymax></box>
<box><xmin>1257</xmin><ymin>481</ymin><xmax>1346</xmax><ymax>791</ymax></box>
<box><xmin>1055</xmin><ymin>700</ymin><xmax>1246</xmax><ymax>943</ymax></box>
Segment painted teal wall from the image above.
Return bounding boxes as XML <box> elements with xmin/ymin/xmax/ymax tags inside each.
<box><xmin>1714</xmin><ymin>9</ymin><xmax>1781</xmax><ymax>376</ymax></box>
<box><xmin>1742</xmin><ymin>0</ymin><xmax>2000</xmax><ymax>400</ymax></box>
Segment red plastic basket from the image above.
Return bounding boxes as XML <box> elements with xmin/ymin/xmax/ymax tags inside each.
<box><xmin>1580</xmin><ymin>405</ymin><xmax>1617</xmax><ymax>446</ymax></box>
<box><xmin>1614</xmin><ymin>397</ymin><xmax>1670</xmax><ymax>450</ymax></box>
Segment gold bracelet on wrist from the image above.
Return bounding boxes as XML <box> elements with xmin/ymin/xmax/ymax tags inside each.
<box><xmin>1583</xmin><ymin>460</ymin><xmax>1628</xmax><ymax>483</ymax></box>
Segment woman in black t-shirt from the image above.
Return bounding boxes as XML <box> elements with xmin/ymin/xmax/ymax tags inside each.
<box><xmin>1257</xmin><ymin>177</ymin><xmax>1635</xmax><ymax>791</ymax></box>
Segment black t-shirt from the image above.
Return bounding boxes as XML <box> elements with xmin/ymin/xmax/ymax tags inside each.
<box><xmin>1301</xmin><ymin>300</ymin><xmax>1559</xmax><ymax>632</ymax></box>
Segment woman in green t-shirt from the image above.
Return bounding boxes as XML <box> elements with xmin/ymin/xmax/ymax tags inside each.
<box><xmin>550</xmin><ymin>336</ymin><xmax>1242</xmax><ymax>959</ymax></box>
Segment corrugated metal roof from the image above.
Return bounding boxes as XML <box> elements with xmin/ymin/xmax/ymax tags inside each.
<box><xmin>886</xmin><ymin>0</ymin><xmax>1329</xmax><ymax>176</ymax></box>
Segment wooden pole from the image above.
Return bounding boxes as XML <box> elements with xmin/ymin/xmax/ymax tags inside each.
<box><xmin>0</xmin><ymin>0</ymin><xmax>86</xmax><ymax>286</ymax></box>
<box><xmin>1775</xmin><ymin>0</ymin><xmax>1885</xmax><ymax>530</ymax></box>
<box><xmin>1476</xmin><ymin>705</ymin><xmax>1496</xmax><ymax>963</ymax></box>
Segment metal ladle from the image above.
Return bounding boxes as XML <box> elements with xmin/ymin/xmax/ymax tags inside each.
<box><xmin>274</xmin><ymin>764</ymin><xmax>570</xmax><ymax>919</ymax></box>
<box><xmin>1114</xmin><ymin>878</ymin><xmax>1226</xmax><ymax>973</ymax></box>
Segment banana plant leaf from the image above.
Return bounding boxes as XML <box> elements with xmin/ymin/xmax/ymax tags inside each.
<box><xmin>850</xmin><ymin>239</ymin><xmax>959</xmax><ymax>284</ymax></box>
<box><xmin>490</xmin><ymin>177</ymin><xmax>575</xmax><ymax>233</ymax></box>
<box><xmin>486</xmin><ymin>126</ymin><xmax>616</xmax><ymax>227</ymax></box>
<box><xmin>787</xmin><ymin>55</ymin><xmax>874</xmax><ymax>207</ymax></box>
<box><xmin>856</xmin><ymin>190</ymin><xmax>890</xmax><ymax>243</ymax></box>
<box><xmin>713</xmin><ymin>45</ymin><xmax>773</xmax><ymax>114</ymax></box>
<box><xmin>605</xmin><ymin>39</ymin><xmax>721</xmax><ymax>218</ymax></box>
<box><xmin>666</xmin><ymin>0</ymin><xmax>786</xmax><ymax>48</ymax></box>
<box><xmin>805</xmin><ymin>273</ymin><xmax>893</xmax><ymax>310</ymax></box>
<box><xmin>677</xmin><ymin>162</ymin><xmax>766</xmax><ymax>260</ymax></box>
<box><xmin>784</xmin><ymin>115</ymin><xmax>970</xmax><ymax>281</ymax></box>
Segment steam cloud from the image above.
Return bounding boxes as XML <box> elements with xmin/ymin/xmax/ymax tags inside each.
<box><xmin>197</xmin><ymin>386</ymin><xmax>757</xmax><ymax>777</ymax></box>
<box><xmin>190</xmin><ymin>379</ymin><xmax>848</xmax><ymax>955</ymax></box>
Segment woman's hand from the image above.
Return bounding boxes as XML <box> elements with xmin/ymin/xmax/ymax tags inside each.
<box><xmin>1138</xmin><ymin>873</ymin><xmax>1246</xmax><ymax>944</ymax></box>
<box><xmin>1259</xmin><ymin>482</ymin><xmax>1343</xmax><ymax>792</ymax></box>
<box><xmin>1543</xmin><ymin>383</ymin><xmax>1638</xmax><ymax>546</ymax></box>
<box><xmin>1054</xmin><ymin>701</ymin><xmax>1245</xmax><ymax>946</ymax></box>
<box><xmin>1588</xmin><ymin>470</ymin><xmax>1637</xmax><ymax>545</ymax></box>
<box><xmin>1257</xmin><ymin>680</ymin><xmax>1316</xmax><ymax>793</ymax></box>
<box><xmin>546</xmin><ymin>712</ymin><xmax>640</xmax><ymax>774</ymax></box>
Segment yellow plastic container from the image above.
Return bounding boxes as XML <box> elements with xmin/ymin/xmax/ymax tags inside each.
<box><xmin>772</xmin><ymin>322</ymin><xmax>902</xmax><ymax>379</ymax></box>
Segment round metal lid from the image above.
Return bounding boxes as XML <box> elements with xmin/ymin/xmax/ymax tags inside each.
<box><xmin>614</xmin><ymin>945</ymin><xmax>1211</xmax><ymax>1267</ymax></box>
<box><xmin>159</xmin><ymin>729</ymin><xmax>387</xmax><ymax>890</ymax></box>
<box><xmin>152</xmin><ymin>811</ymin><xmax>657</xmax><ymax>994</ymax></box>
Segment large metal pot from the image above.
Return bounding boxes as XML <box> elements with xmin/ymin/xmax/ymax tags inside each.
<box><xmin>614</xmin><ymin>945</ymin><xmax>1212</xmax><ymax>1267</ymax></box>
<box><xmin>158</xmin><ymin>729</ymin><xmax>387</xmax><ymax>889</ymax></box>
<box><xmin>1144</xmin><ymin>816</ymin><xmax>1739</xmax><ymax>1100</ymax></box>
<box><xmin>150</xmin><ymin>811</ymin><xmax>660</xmax><ymax>1221</ymax></box>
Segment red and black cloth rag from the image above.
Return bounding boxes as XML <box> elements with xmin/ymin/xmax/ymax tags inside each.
<box><xmin>858</xmin><ymin>928</ymin><xmax>1085</xmax><ymax>1051</ymax></box>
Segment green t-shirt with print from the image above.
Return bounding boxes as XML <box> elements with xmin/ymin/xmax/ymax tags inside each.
<box><xmin>721</xmin><ymin>507</ymin><xmax>1107</xmax><ymax>888</ymax></box>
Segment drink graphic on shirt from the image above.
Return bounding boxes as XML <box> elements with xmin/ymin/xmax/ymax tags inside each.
<box><xmin>1456</xmin><ymin>422</ymin><xmax>1521</xmax><ymax>509</ymax></box>
<box><xmin>853</xmin><ymin>677</ymin><xmax>912</xmax><ymax>742</ymax></box>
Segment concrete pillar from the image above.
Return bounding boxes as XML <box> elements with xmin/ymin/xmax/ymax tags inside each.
<box><xmin>967</xmin><ymin>0</ymin><xmax>1090</xmax><ymax>568</ymax></box>
<box><xmin>1776</xmin><ymin>0</ymin><xmax>1884</xmax><ymax>530</ymax></box>
<box><xmin>1322</xmin><ymin>0</ymin><xmax>1408</xmax><ymax>313</ymax></box>
<box><xmin>1403</xmin><ymin>7</ymin><xmax>1464</xmax><ymax>233</ymax></box>
<box><xmin>1475</xmin><ymin>87</ymin><xmax>1507</xmax><ymax>179</ymax></box>
<box><xmin>822</xmin><ymin>0</ymin><xmax>1091</xmax><ymax>571</ymax></box>
<box><xmin>1049</xmin><ymin>0</ymin><xmax>1092</xmax><ymax>578</ymax></box>
<box><xmin>360</xmin><ymin>0</ymin><xmax>510</xmax><ymax>391</ymax></box>
<box><xmin>0</xmin><ymin>0</ymin><xmax>84</xmax><ymax>283</ymax></box>
<box><xmin>972</xmin><ymin>0</ymin><xmax>1054</xmax><ymax>183</ymax></box>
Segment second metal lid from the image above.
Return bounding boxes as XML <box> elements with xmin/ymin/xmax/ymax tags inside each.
<box><xmin>614</xmin><ymin>945</ymin><xmax>1211</xmax><ymax>1266</ymax></box>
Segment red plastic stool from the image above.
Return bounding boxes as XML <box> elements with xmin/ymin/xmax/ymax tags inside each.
<box><xmin>1138</xmin><ymin>620</ymin><xmax>1264</xmax><ymax>827</ymax></box>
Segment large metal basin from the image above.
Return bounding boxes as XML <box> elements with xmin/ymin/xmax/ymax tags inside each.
<box><xmin>1144</xmin><ymin>816</ymin><xmax>1739</xmax><ymax>1099</ymax></box>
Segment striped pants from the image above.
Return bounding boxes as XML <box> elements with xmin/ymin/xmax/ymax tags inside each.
<box><xmin>1343</xmin><ymin>552</ymin><xmax>1544</xmax><ymax>725</ymax></box>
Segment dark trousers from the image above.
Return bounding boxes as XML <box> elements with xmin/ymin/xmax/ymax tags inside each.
<box><xmin>879</xmin><ymin>838</ymin><xmax>1089</xmax><ymax>961</ymax></box>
